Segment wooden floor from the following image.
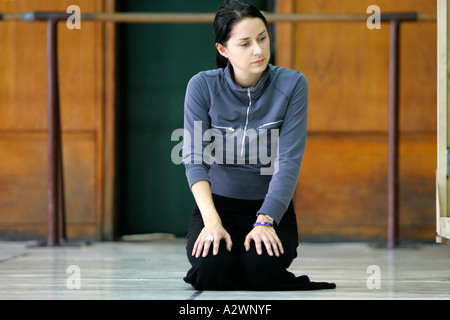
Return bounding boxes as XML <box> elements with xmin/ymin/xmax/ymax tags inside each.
<box><xmin>0</xmin><ymin>237</ymin><xmax>449</xmax><ymax>301</ymax></box>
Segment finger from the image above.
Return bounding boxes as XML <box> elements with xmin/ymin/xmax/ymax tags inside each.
<box><xmin>268</xmin><ymin>230</ymin><xmax>284</xmax><ymax>255</ymax></box>
<box><xmin>276</xmin><ymin>237</ymin><xmax>284</xmax><ymax>255</ymax></box>
<box><xmin>224</xmin><ymin>233</ymin><xmax>233</xmax><ymax>252</ymax></box>
<box><xmin>270</xmin><ymin>238</ymin><xmax>280</xmax><ymax>257</ymax></box>
<box><xmin>192</xmin><ymin>238</ymin><xmax>199</xmax><ymax>256</ymax></box>
<box><xmin>193</xmin><ymin>229</ymin><xmax>207</xmax><ymax>256</ymax></box>
<box><xmin>195</xmin><ymin>240</ymin><xmax>204</xmax><ymax>258</ymax></box>
<box><xmin>194</xmin><ymin>233</ymin><xmax>206</xmax><ymax>258</ymax></box>
<box><xmin>244</xmin><ymin>234</ymin><xmax>252</xmax><ymax>252</ymax></box>
<box><xmin>254</xmin><ymin>236</ymin><xmax>263</xmax><ymax>255</ymax></box>
<box><xmin>262</xmin><ymin>237</ymin><xmax>274</xmax><ymax>257</ymax></box>
<box><xmin>266</xmin><ymin>232</ymin><xmax>281</xmax><ymax>257</ymax></box>
<box><xmin>212</xmin><ymin>238</ymin><xmax>220</xmax><ymax>255</ymax></box>
<box><xmin>202</xmin><ymin>238</ymin><xmax>212</xmax><ymax>257</ymax></box>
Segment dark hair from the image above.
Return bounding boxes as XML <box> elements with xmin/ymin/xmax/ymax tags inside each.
<box><xmin>213</xmin><ymin>0</ymin><xmax>268</xmax><ymax>68</ymax></box>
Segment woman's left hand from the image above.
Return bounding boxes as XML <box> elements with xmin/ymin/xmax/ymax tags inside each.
<box><xmin>244</xmin><ymin>217</ymin><xmax>284</xmax><ymax>257</ymax></box>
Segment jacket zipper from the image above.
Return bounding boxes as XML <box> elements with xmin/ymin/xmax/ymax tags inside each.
<box><xmin>257</xmin><ymin>120</ymin><xmax>284</xmax><ymax>130</ymax></box>
<box><xmin>241</xmin><ymin>88</ymin><xmax>252</xmax><ymax>157</ymax></box>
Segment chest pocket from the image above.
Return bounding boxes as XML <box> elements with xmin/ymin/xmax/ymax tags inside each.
<box><xmin>256</xmin><ymin>119</ymin><xmax>284</xmax><ymax>130</ymax></box>
<box><xmin>211</xmin><ymin>124</ymin><xmax>236</xmax><ymax>132</ymax></box>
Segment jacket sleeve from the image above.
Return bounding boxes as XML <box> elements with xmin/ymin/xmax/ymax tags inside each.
<box><xmin>257</xmin><ymin>74</ymin><xmax>308</xmax><ymax>225</ymax></box>
<box><xmin>182</xmin><ymin>74</ymin><xmax>212</xmax><ymax>188</ymax></box>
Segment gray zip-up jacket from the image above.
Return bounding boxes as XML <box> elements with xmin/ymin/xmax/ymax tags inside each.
<box><xmin>182</xmin><ymin>63</ymin><xmax>308</xmax><ymax>225</ymax></box>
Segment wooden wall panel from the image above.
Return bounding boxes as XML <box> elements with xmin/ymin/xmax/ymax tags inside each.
<box><xmin>0</xmin><ymin>0</ymin><xmax>104</xmax><ymax>131</ymax></box>
<box><xmin>292</xmin><ymin>0</ymin><xmax>437</xmax><ymax>133</ymax></box>
<box><xmin>277</xmin><ymin>0</ymin><xmax>437</xmax><ymax>241</ymax></box>
<box><xmin>295</xmin><ymin>133</ymin><xmax>436</xmax><ymax>241</ymax></box>
<box><xmin>0</xmin><ymin>0</ymin><xmax>111</xmax><ymax>240</ymax></box>
<box><xmin>0</xmin><ymin>134</ymin><xmax>97</xmax><ymax>238</ymax></box>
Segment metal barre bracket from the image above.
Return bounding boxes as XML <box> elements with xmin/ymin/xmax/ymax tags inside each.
<box><xmin>380</xmin><ymin>12</ymin><xmax>418</xmax><ymax>21</ymax></box>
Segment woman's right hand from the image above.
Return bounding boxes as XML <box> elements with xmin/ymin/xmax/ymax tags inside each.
<box><xmin>192</xmin><ymin>223</ymin><xmax>233</xmax><ymax>258</ymax></box>
<box><xmin>190</xmin><ymin>180</ymin><xmax>232</xmax><ymax>258</ymax></box>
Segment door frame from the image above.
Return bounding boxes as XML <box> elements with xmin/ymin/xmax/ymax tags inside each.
<box><xmin>437</xmin><ymin>0</ymin><xmax>450</xmax><ymax>243</ymax></box>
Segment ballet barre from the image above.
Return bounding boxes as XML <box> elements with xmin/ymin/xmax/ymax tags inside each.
<box><xmin>0</xmin><ymin>11</ymin><xmax>436</xmax><ymax>247</ymax></box>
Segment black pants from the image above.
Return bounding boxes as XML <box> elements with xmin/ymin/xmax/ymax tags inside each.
<box><xmin>184</xmin><ymin>194</ymin><xmax>336</xmax><ymax>291</ymax></box>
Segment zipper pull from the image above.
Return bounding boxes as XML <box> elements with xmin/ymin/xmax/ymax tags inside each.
<box><xmin>241</xmin><ymin>88</ymin><xmax>252</xmax><ymax>158</ymax></box>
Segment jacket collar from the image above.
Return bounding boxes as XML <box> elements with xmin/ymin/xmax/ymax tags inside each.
<box><xmin>223</xmin><ymin>62</ymin><xmax>271</xmax><ymax>101</ymax></box>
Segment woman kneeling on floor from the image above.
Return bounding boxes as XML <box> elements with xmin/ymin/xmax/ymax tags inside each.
<box><xmin>182</xmin><ymin>0</ymin><xmax>336</xmax><ymax>291</ymax></box>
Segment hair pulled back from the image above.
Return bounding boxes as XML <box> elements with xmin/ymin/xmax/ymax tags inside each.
<box><xmin>213</xmin><ymin>0</ymin><xmax>268</xmax><ymax>68</ymax></box>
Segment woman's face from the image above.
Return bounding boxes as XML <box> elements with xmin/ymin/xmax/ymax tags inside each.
<box><xmin>217</xmin><ymin>17</ymin><xmax>270</xmax><ymax>87</ymax></box>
